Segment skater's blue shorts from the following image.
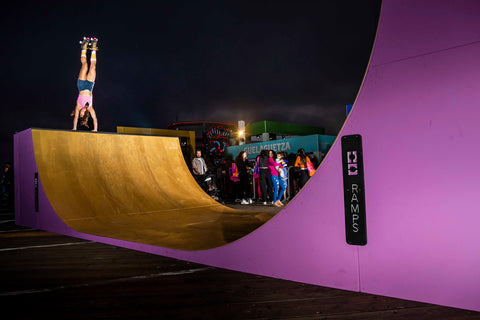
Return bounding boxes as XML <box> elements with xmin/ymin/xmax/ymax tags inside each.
<box><xmin>77</xmin><ymin>79</ymin><xmax>95</xmax><ymax>92</ymax></box>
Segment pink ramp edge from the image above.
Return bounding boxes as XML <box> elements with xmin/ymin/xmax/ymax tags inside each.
<box><xmin>14</xmin><ymin>0</ymin><xmax>480</xmax><ymax>312</ymax></box>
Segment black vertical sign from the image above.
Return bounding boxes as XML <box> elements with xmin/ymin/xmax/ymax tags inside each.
<box><xmin>341</xmin><ymin>135</ymin><xmax>367</xmax><ymax>245</ymax></box>
<box><xmin>34</xmin><ymin>172</ymin><xmax>39</xmax><ymax>212</ymax></box>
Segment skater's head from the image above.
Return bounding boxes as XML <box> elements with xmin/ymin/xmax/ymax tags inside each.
<box><xmin>196</xmin><ymin>150</ymin><xmax>202</xmax><ymax>158</ymax></box>
<box><xmin>79</xmin><ymin>109</ymin><xmax>91</xmax><ymax>128</ymax></box>
<box><xmin>79</xmin><ymin>102</ymin><xmax>90</xmax><ymax>117</ymax></box>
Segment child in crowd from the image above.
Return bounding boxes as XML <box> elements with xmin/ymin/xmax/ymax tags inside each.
<box><xmin>276</xmin><ymin>152</ymin><xmax>288</xmax><ymax>202</ymax></box>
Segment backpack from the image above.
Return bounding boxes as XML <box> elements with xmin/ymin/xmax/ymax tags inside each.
<box><xmin>253</xmin><ymin>157</ymin><xmax>260</xmax><ymax>179</ymax></box>
<box><xmin>230</xmin><ymin>163</ymin><xmax>240</xmax><ymax>182</ymax></box>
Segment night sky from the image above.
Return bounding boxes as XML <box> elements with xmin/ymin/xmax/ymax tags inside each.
<box><xmin>1</xmin><ymin>0</ymin><xmax>381</xmax><ymax>164</ymax></box>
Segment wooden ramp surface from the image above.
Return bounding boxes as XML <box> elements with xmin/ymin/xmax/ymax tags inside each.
<box><xmin>33</xmin><ymin>129</ymin><xmax>274</xmax><ymax>251</ymax></box>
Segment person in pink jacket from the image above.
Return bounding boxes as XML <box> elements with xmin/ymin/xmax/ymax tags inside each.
<box><xmin>267</xmin><ymin>150</ymin><xmax>285</xmax><ymax>207</ymax></box>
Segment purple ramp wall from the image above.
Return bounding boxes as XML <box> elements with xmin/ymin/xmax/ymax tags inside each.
<box><xmin>351</xmin><ymin>0</ymin><xmax>480</xmax><ymax>311</ymax></box>
<box><xmin>14</xmin><ymin>0</ymin><xmax>480</xmax><ymax>312</ymax></box>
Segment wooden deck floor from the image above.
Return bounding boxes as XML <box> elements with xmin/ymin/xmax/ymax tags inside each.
<box><xmin>1</xmin><ymin>207</ymin><xmax>478</xmax><ymax>319</ymax></box>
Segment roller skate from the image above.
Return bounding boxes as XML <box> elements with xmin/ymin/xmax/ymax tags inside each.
<box><xmin>79</xmin><ymin>36</ymin><xmax>90</xmax><ymax>50</ymax></box>
<box><xmin>89</xmin><ymin>37</ymin><xmax>99</xmax><ymax>51</ymax></box>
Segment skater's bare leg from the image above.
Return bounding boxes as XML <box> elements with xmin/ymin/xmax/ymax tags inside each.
<box><xmin>87</xmin><ymin>54</ymin><xmax>96</xmax><ymax>82</ymax></box>
<box><xmin>78</xmin><ymin>38</ymin><xmax>89</xmax><ymax>81</ymax></box>
<box><xmin>79</xmin><ymin>59</ymin><xmax>89</xmax><ymax>81</ymax></box>
<box><xmin>87</xmin><ymin>39</ymin><xmax>97</xmax><ymax>82</ymax></box>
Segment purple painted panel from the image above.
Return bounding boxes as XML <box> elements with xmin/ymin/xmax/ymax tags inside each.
<box><xmin>353</xmin><ymin>0</ymin><xmax>480</xmax><ymax>311</ymax></box>
<box><xmin>14</xmin><ymin>129</ymin><xmax>37</xmax><ymax>228</ymax></box>
<box><xmin>371</xmin><ymin>0</ymin><xmax>480</xmax><ymax>66</ymax></box>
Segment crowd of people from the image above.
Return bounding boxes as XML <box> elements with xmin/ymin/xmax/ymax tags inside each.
<box><xmin>192</xmin><ymin>148</ymin><xmax>318</xmax><ymax>207</ymax></box>
<box><xmin>1</xmin><ymin>146</ymin><xmax>314</xmax><ymax>210</ymax></box>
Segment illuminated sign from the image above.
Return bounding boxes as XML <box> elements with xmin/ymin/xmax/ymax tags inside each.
<box><xmin>206</xmin><ymin>126</ymin><xmax>230</xmax><ymax>157</ymax></box>
<box><xmin>206</xmin><ymin>126</ymin><xmax>230</xmax><ymax>140</ymax></box>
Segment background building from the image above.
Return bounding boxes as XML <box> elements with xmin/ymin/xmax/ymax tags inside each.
<box><xmin>245</xmin><ymin>121</ymin><xmax>325</xmax><ymax>143</ymax></box>
<box><xmin>226</xmin><ymin>134</ymin><xmax>335</xmax><ymax>166</ymax></box>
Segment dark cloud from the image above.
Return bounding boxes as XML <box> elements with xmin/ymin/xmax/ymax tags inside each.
<box><xmin>0</xmin><ymin>0</ymin><xmax>380</xmax><ymax>163</ymax></box>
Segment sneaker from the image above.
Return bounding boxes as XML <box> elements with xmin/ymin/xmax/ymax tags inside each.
<box><xmin>248</xmin><ymin>199</ymin><xmax>253</xmax><ymax>204</ymax></box>
<box><xmin>235</xmin><ymin>199</ymin><xmax>241</xmax><ymax>203</ymax></box>
<box><xmin>241</xmin><ymin>199</ymin><xmax>249</xmax><ymax>205</ymax></box>
<box><xmin>263</xmin><ymin>202</ymin><xmax>267</xmax><ymax>205</ymax></box>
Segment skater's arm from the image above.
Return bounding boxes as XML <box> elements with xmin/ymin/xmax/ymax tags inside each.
<box><xmin>90</xmin><ymin>107</ymin><xmax>98</xmax><ymax>132</ymax></box>
<box><xmin>72</xmin><ymin>104</ymin><xmax>80</xmax><ymax>130</ymax></box>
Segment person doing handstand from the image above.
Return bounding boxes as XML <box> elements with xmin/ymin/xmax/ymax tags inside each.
<box><xmin>72</xmin><ymin>37</ymin><xmax>99</xmax><ymax>131</ymax></box>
